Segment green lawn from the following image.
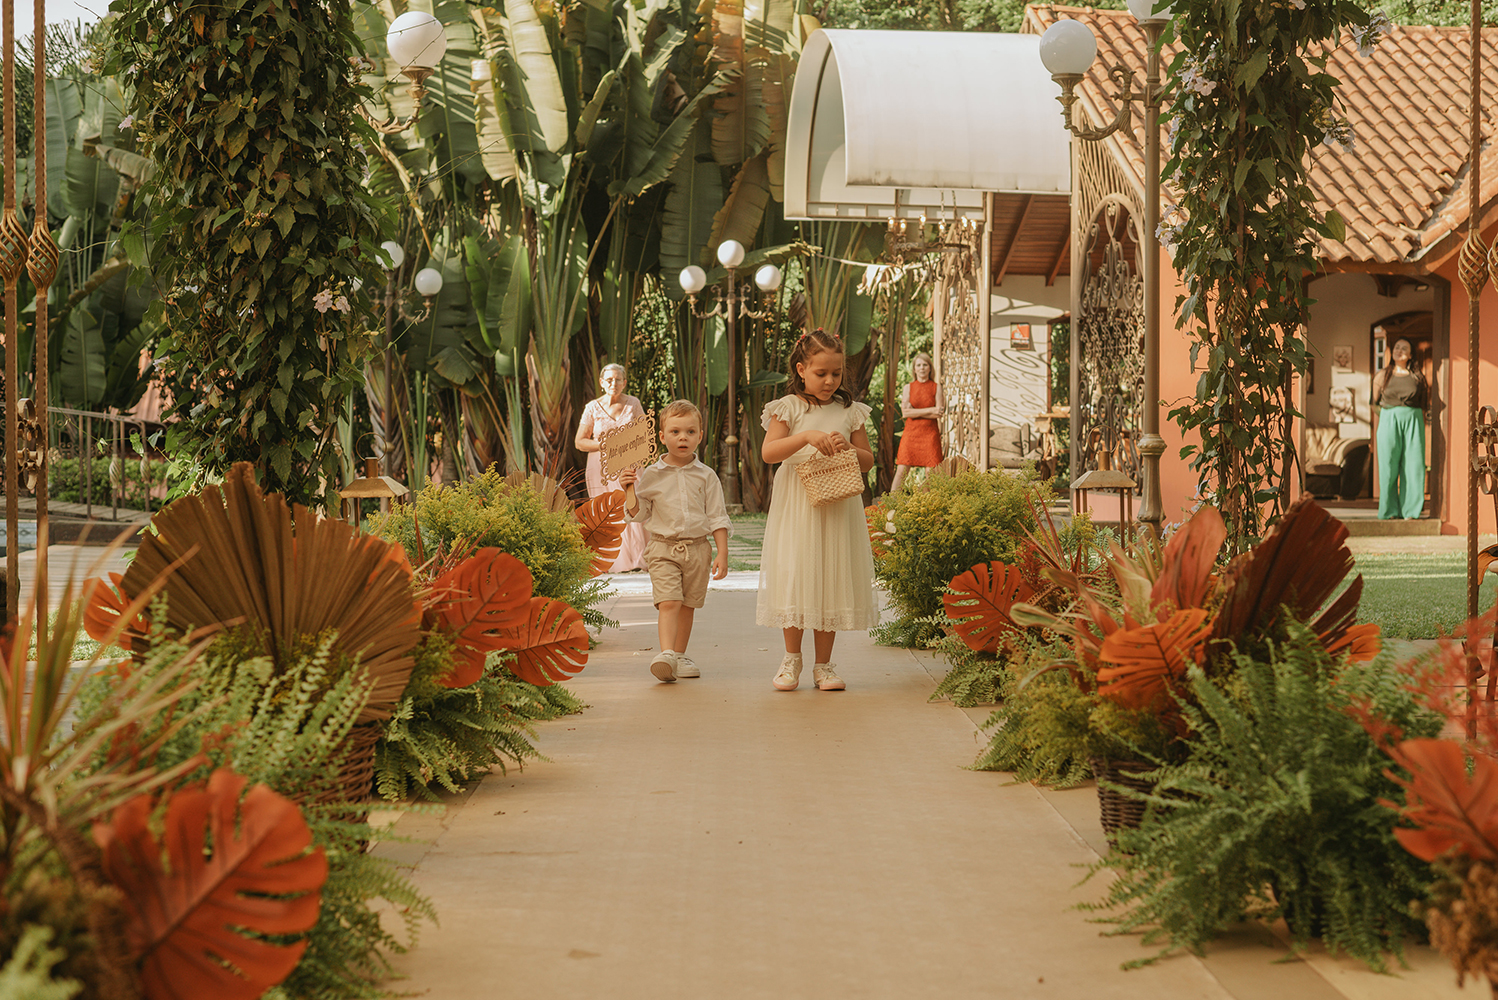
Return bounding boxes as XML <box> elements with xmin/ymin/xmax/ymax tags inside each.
<box><xmin>1354</xmin><ymin>552</ymin><xmax>1497</xmax><ymax>639</ymax></box>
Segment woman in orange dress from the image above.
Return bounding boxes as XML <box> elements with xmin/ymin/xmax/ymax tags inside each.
<box><xmin>890</xmin><ymin>352</ymin><xmax>944</xmax><ymax>493</ymax></box>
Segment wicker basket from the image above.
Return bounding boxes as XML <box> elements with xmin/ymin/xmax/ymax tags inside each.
<box><xmin>797</xmin><ymin>448</ymin><xmax>864</xmax><ymax>507</ymax></box>
<box><xmin>1089</xmin><ymin>757</ymin><xmax>1157</xmax><ymax>838</ymax></box>
<box><xmin>306</xmin><ymin>721</ymin><xmax>383</xmax><ymax>808</ymax></box>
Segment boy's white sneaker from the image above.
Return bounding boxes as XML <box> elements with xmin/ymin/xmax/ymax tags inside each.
<box><xmin>813</xmin><ymin>663</ymin><xmax>845</xmax><ymax>691</ymax></box>
<box><xmin>773</xmin><ymin>653</ymin><xmax>803</xmax><ymax>691</ymax></box>
<box><xmin>675</xmin><ymin>655</ymin><xmax>700</xmax><ymax>678</ymax></box>
<box><xmin>650</xmin><ymin>650</ymin><xmax>678</xmax><ymax>682</ymax></box>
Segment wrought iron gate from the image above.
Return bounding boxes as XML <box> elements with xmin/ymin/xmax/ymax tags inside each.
<box><xmin>1074</xmin><ymin>137</ymin><xmax>1146</xmax><ymax>487</ymax></box>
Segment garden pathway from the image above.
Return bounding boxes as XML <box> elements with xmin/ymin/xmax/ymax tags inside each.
<box><xmin>378</xmin><ymin>581</ymin><xmax>1479</xmax><ymax>1000</ymax></box>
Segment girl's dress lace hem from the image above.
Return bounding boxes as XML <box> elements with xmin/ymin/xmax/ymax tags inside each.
<box><xmin>755</xmin><ymin>608</ymin><xmax>880</xmax><ymax>631</ymax></box>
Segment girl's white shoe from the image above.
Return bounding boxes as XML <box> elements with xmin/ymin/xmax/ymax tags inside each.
<box><xmin>773</xmin><ymin>653</ymin><xmax>803</xmax><ymax>691</ymax></box>
<box><xmin>813</xmin><ymin>663</ymin><xmax>845</xmax><ymax>691</ymax></box>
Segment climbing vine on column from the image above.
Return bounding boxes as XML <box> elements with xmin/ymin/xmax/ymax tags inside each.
<box><xmin>106</xmin><ymin>0</ymin><xmax>390</xmax><ymax>506</ymax></box>
<box><xmin>1161</xmin><ymin>0</ymin><xmax>1388</xmax><ymax>548</ymax></box>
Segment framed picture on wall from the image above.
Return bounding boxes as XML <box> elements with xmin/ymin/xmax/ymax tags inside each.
<box><xmin>1010</xmin><ymin>323</ymin><xmax>1033</xmax><ymax>350</ymax></box>
<box><xmin>1333</xmin><ymin>345</ymin><xmax>1354</xmax><ymax>372</ymax></box>
<box><xmin>1329</xmin><ymin>386</ymin><xmax>1356</xmax><ymax>423</ymax></box>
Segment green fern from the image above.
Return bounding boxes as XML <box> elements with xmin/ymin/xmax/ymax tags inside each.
<box><xmin>0</xmin><ymin>925</ymin><xmax>82</xmax><ymax>1000</ymax></box>
<box><xmin>973</xmin><ymin>658</ymin><xmax>1094</xmax><ymax>788</ymax></box>
<box><xmin>374</xmin><ymin>633</ymin><xmax>588</xmax><ymax>802</ymax></box>
<box><xmin>1087</xmin><ymin>622</ymin><xmax>1441</xmax><ymax>969</ymax></box>
<box><xmin>929</xmin><ymin>633</ymin><xmax>1004</xmax><ymax>708</ymax></box>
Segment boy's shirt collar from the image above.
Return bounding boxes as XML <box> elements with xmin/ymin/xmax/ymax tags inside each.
<box><xmin>650</xmin><ymin>455</ymin><xmax>704</xmax><ymax>471</ymax></box>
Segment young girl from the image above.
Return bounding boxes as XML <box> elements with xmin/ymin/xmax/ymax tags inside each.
<box><xmin>889</xmin><ymin>351</ymin><xmax>944</xmax><ymax>493</ymax></box>
<box><xmin>757</xmin><ymin>329</ymin><xmax>880</xmax><ymax>691</ymax></box>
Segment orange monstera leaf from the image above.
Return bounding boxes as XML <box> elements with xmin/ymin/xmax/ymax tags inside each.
<box><xmin>95</xmin><ymin>769</ymin><xmax>327</xmax><ymax>1000</ymax></box>
<box><xmin>498</xmin><ymin>597</ymin><xmax>590</xmax><ymax>686</ymax></box>
<box><xmin>82</xmin><ymin>572</ymin><xmax>153</xmax><ymax>648</ymax></box>
<box><xmin>1385</xmin><ymin>738</ymin><xmax>1498</xmax><ymax>862</ymax></box>
<box><xmin>943</xmin><ymin>562</ymin><xmax>1036</xmax><ymax>654</ymax></box>
<box><xmin>866</xmin><ymin>505</ymin><xmax>892</xmax><ymax>558</ymax></box>
<box><xmin>1096</xmin><ymin>608</ymin><xmax>1213</xmax><ymax>710</ymax></box>
<box><xmin>425</xmin><ymin>549</ymin><xmax>535</xmax><ymax>689</ymax></box>
<box><xmin>1150</xmin><ymin>506</ymin><xmax>1226</xmax><ymax>613</ymax></box>
<box><xmin>576</xmin><ymin>492</ymin><xmax>627</xmax><ymax>576</ymax></box>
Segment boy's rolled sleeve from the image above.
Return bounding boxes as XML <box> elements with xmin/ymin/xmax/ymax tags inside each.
<box><xmin>704</xmin><ymin>476</ymin><xmax>732</xmax><ymax>537</ymax></box>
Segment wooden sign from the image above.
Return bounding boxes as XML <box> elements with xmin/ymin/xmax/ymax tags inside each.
<box><xmin>599</xmin><ymin>413</ymin><xmax>657</xmax><ymax>507</ymax></box>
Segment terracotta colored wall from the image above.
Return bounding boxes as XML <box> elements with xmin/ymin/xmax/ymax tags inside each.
<box><xmin>1434</xmin><ymin>250</ymin><xmax>1498</xmax><ymax>538</ymax></box>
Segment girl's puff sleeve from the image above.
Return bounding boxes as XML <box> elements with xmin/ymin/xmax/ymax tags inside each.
<box><xmin>761</xmin><ymin>394</ymin><xmax>806</xmax><ymax>430</ymax></box>
<box><xmin>848</xmin><ymin>401</ymin><xmax>873</xmax><ymax>433</ymax></box>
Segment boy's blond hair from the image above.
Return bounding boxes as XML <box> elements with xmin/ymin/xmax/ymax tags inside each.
<box><xmin>658</xmin><ymin>399</ymin><xmax>703</xmax><ymax>431</ymax></box>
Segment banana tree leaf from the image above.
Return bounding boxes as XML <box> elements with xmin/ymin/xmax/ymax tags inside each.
<box><xmin>709</xmin><ymin>1</ymin><xmax>771</xmax><ymax>166</ymax></box>
<box><xmin>60</xmin><ymin>310</ymin><xmax>106</xmax><ymax>408</ymax></box>
<box><xmin>610</xmin><ymin>73</ymin><xmax>733</xmax><ymax>199</ymax></box>
<box><xmin>64</xmin><ymin>77</ymin><xmax>124</xmax><ymax>219</ymax></box>
<box><xmin>844</xmin><ymin>284</ymin><xmax>873</xmax><ymax>355</ymax></box>
<box><xmin>463</xmin><ymin>233</ymin><xmax>507</xmax><ymax>351</ymax></box>
<box><xmin>45</xmin><ymin>77</ymin><xmax>82</xmax><ymax>221</ymax></box>
<box><xmin>747</xmin><ymin>369</ymin><xmax>788</xmax><ymax>388</ymax></box>
<box><xmin>575</xmin><ymin>69</ymin><xmax>616</xmax><ymax>150</ymax></box>
<box><xmin>707</xmin><ymin>151</ymin><xmax>770</xmax><ymax>254</ymax></box>
<box><xmin>704</xmin><ymin>314</ymin><xmax>727</xmax><ymax>397</ymax></box>
<box><xmin>503</xmin><ymin>0</ymin><xmax>572</xmax><ymax>154</ymax></box>
<box><xmin>499</xmin><ymin>237</ymin><xmax>533</xmax><ymax>355</ymax></box>
<box><xmin>419</xmin><ymin>17</ymin><xmax>488</xmax><ymax>187</ymax></box>
<box><xmin>92</xmin><ymin>143</ymin><xmax>155</xmax><ymax>184</ymax></box>
<box><xmin>472</xmin><ymin>70</ymin><xmax>519</xmax><ymax>181</ymax></box>
<box><xmin>102</xmin><ymin>318</ymin><xmax>155</xmax><ymax>411</ymax></box>
<box><xmin>660</xmin><ymin>122</ymin><xmax>723</xmax><ymax>276</ymax></box>
<box><xmin>761</xmin><ymin>51</ymin><xmax>797</xmax><ymax>201</ymax></box>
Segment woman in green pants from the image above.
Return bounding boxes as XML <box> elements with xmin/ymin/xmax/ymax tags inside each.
<box><xmin>1371</xmin><ymin>338</ymin><xmax>1428</xmax><ymax>519</ymax></box>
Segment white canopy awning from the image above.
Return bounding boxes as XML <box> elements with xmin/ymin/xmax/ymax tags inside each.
<box><xmin>784</xmin><ymin>29</ymin><xmax>1071</xmax><ymax>222</ymax></box>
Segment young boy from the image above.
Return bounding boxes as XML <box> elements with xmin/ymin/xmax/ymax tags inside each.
<box><xmin>618</xmin><ymin>400</ymin><xmax>731</xmax><ymax>682</ymax></box>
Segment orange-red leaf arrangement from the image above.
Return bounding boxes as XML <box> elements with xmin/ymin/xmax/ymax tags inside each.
<box><xmin>943</xmin><ymin>562</ymin><xmax>1035</xmax><ymax>654</ymax></box>
<box><xmin>95</xmin><ymin>768</ymin><xmax>327</xmax><ymax>1000</ymax></box>
<box><xmin>423</xmin><ymin>548</ymin><xmax>535</xmax><ymax>688</ymax></box>
<box><xmin>497</xmin><ymin>597</ymin><xmax>591</xmax><ymax>686</ymax></box>
<box><xmin>575</xmin><ymin>492</ymin><xmax>627</xmax><ymax>576</ymax></box>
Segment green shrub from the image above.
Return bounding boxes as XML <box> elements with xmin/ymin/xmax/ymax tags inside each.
<box><xmin>1088</xmin><ymin>622</ymin><xmax>1441</xmax><ymax>969</ymax></box>
<box><xmin>0</xmin><ymin>925</ymin><xmax>80</xmax><ymax>1000</ymax></box>
<box><xmin>375</xmin><ymin>632</ymin><xmax>586</xmax><ymax>801</ymax></box>
<box><xmin>46</xmin><ymin>456</ymin><xmax>168</xmax><ymax>510</ymax></box>
<box><xmin>872</xmin><ymin>468</ymin><xmax>1044</xmax><ymax>646</ymax></box>
<box><xmin>369</xmin><ymin>468</ymin><xmax>615</xmax><ymax>631</ymax></box>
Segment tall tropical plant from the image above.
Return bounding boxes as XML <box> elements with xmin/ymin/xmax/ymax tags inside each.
<box><xmin>107</xmin><ymin>0</ymin><xmax>394</xmax><ymax>506</ymax></box>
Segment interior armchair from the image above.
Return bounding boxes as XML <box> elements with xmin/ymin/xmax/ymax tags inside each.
<box><xmin>1303</xmin><ymin>423</ymin><xmax>1371</xmax><ymax>500</ymax></box>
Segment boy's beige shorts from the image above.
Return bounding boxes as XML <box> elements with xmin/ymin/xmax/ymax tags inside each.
<box><xmin>645</xmin><ymin>535</ymin><xmax>712</xmax><ymax>608</ymax></box>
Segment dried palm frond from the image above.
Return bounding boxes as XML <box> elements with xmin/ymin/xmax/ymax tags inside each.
<box><xmin>114</xmin><ymin>463</ymin><xmax>422</xmax><ymax>723</ymax></box>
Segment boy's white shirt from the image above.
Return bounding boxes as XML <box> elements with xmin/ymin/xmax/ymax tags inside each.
<box><xmin>626</xmin><ymin>456</ymin><xmax>732</xmax><ymax>539</ymax></box>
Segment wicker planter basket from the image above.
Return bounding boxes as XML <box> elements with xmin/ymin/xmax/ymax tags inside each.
<box><xmin>1089</xmin><ymin>757</ymin><xmax>1158</xmax><ymax>838</ymax></box>
<box><xmin>306</xmin><ymin>721</ymin><xmax>383</xmax><ymax>808</ymax></box>
<box><xmin>797</xmin><ymin>449</ymin><xmax>864</xmax><ymax>507</ymax></box>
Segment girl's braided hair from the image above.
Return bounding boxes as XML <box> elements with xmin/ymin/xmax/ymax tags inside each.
<box><xmin>786</xmin><ymin>328</ymin><xmax>854</xmax><ymax>407</ymax></box>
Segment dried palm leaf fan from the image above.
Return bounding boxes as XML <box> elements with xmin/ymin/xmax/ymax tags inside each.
<box><xmin>119</xmin><ymin>463</ymin><xmax>423</xmax><ymax>724</ymax></box>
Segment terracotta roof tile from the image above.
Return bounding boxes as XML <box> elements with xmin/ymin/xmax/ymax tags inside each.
<box><xmin>1025</xmin><ymin>6</ymin><xmax>1498</xmax><ymax>266</ymax></box>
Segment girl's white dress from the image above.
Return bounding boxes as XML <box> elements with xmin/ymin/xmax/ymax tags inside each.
<box><xmin>756</xmin><ymin>395</ymin><xmax>880</xmax><ymax>632</ymax></box>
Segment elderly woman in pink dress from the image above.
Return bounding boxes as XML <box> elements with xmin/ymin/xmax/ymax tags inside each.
<box><xmin>575</xmin><ymin>363</ymin><xmax>648</xmax><ymax>572</ymax></box>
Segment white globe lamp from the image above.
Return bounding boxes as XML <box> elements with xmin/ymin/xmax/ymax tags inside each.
<box><xmin>379</xmin><ymin>240</ymin><xmax>405</xmax><ymax>270</ymax></box>
<box><xmin>1039</xmin><ymin>20</ymin><xmax>1097</xmax><ymax>77</ymax></box>
<box><xmin>679</xmin><ymin>265</ymin><xmax>707</xmax><ymax>295</ymax></box>
<box><xmin>414</xmin><ymin>267</ymin><xmax>444</xmax><ymax>297</ymax></box>
<box><xmin>1126</xmin><ymin>0</ymin><xmax>1173</xmax><ymax>23</ymax></box>
<box><xmin>755</xmin><ymin>264</ymin><xmax>782</xmax><ymax>292</ymax></box>
<box><xmin>716</xmin><ymin>240</ymin><xmax>746</xmax><ymax>269</ymax></box>
<box><xmin>387</xmin><ymin>11</ymin><xmax>447</xmax><ymax>69</ymax></box>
